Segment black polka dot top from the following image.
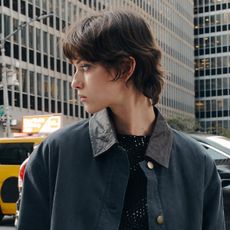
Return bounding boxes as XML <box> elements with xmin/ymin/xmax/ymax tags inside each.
<box><xmin>117</xmin><ymin>134</ymin><xmax>150</xmax><ymax>230</ymax></box>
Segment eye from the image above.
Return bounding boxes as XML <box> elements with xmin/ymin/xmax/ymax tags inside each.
<box><xmin>80</xmin><ymin>64</ymin><xmax>91</xmax><ymax>72</ymax></box>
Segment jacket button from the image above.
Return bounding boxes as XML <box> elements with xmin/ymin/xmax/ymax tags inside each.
<box><xmin>147</xmin><ymin>161</ymin><xmax>154</xmax><ymax>170</ymax></box>
<box><xmin>156</xmin><ymin>215</ymin><xmax>164</xmax><ymax>224</ymax></box>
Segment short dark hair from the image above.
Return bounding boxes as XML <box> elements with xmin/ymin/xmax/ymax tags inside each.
<box><xmin>63</xmin><ymin>10</ymin><xmax>164</xmax><ymax>105</ymax></box>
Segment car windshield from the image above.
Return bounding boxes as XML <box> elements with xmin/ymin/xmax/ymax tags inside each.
<box><xmin>190</xmin><ymin>134</ymin><xmax>230</xmax><ymax>156</ymax></box>
<box><xmin>205</xmin><ymin>136</ymin><xmax>230</xmax><ymax>151</ymax></box>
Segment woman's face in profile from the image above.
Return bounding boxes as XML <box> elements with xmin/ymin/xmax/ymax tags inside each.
<box><xmin>71</xmin><ymin>59</ymin><xmax>127</xmax><ymax>114</ymax></box>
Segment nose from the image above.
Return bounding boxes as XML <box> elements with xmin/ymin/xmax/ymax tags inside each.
<box><xmin>71</xmin><ymin>71</ymin><xmax>83</xmax><ymax>89</ymax></box>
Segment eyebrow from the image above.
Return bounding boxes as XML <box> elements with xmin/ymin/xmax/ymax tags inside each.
<box><xmin>69</xmin><ymin>58</ymin><xmax>83</xmax><ymax>65</ymax></box>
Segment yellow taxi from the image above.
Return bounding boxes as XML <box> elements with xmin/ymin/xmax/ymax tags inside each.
<box><xmin>0</xmin><ymin>136</ymin><xmax>45</xmax><ymax>222</ymax></box>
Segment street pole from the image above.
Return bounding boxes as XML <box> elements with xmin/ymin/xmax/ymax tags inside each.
<box><xmin>0</xmin><ymin>12</ymin><xmax>53</xmax><ymax>137</ymax></box>
<box><xmin>0</xmin><ymin>34</ymin><xmax>11</xmax><ymax>137</ymax></box>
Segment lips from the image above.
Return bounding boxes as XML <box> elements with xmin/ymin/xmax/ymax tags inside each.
<box><xmin>79</xmin><ymin>95</ymin><xmax>87</xmax><ymax>102</ymax></box>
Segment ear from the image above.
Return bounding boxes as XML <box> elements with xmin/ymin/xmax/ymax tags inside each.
<box><xmin>121</xmin><ymin>56</ymin><xmax>136</xmax><ymax>82</ymax></box>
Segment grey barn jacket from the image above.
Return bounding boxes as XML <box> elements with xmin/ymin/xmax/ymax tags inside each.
<box><xmin>17</xmin><ymin>108</ymin><xmax>226</xmax><ymax>230</ymax></box>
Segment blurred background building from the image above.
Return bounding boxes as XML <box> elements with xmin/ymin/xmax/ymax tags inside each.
<box><xmin>194</xmin><ymin>0</ymin><xmax>230</xmax><ymax>133</ymax></box>
<box><xmin>0</xmin><ymin>0</ymin><xmax>194</xmax><ymax>136</ymax></box>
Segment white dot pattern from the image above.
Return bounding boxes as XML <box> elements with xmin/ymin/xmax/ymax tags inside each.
<box><xmin>117</xmin><ymin>134</ymin><xmax>150</xmax><ymax>230</ymax></box>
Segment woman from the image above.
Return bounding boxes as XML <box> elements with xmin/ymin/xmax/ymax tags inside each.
<box><xmin>17</xmin><ymin>10</ymin><xmax>225</xmax><ymax>230</ymax></box>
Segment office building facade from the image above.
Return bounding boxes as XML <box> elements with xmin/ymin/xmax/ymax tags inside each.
<box><xmin>194</xmin><ymin>0</ymin><xmax>230</xmax><ymax>133</ymax></box>
<box><xmin>0</xmin><ymin>0</ymin><xmax>194</xmax><ymax>134</ymax></box>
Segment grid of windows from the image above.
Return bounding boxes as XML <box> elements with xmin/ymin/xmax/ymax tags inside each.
<box><xmin>194</xmin><ymin>0</ymin><xmax>230</xmax><ymax>133</ymax></box>
<box><xmin>0</xmin><ymin>0</ymin><xmax>194</xmax><ymax>130</ymax></box>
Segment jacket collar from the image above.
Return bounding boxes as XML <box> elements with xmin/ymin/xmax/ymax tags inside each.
<box><xmin>89</xmin><ymin>107</ymin><xmax>173</xmax><ymax>168</ymax></box>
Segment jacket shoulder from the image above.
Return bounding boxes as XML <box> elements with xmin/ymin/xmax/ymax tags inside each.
<box><xmin>171</xmin><ymin>129</ymin><xmax>215</xmax><ymax>167</ymax></box>
<box><xmin>45</xmin><ymin>119</ymin><xmax>89</xmax><ymax>144</ymax></box>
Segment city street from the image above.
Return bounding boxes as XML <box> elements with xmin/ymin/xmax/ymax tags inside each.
<box><xmin>0</xmin><ymin>216</ymin><xmax>15</xmax><ymax>230</ymax></box>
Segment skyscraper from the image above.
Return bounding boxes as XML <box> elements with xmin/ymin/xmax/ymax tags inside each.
<box><xmin>194</xmin><ymin>0</ymin><xmax>230</xmax><ymax>133</ymax></box>
<box><xmin>0</xmin><ymin>0</ymin><xmax>194</xmax><ymax>134</ymax></box>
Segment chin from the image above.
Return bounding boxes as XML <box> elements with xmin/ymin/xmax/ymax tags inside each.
<box><xmin>84</xmin><ymin>106</ymin><xmax>104</xmax><ymax>114</ymax></box>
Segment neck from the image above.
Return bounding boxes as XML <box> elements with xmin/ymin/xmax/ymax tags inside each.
<box><xmin>110</xmin><ymin>95</ymin><xmax>156</xmax><ymax>136</ymax></box>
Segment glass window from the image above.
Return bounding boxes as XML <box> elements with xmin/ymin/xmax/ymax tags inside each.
<box><xmin>55</xmin><ymin>0</ymin><xmax>60</xmax><ymax>16</ymax></box>
<box><xmin>217</xmin><ymin>99</ymin><xmax>223</xmax><ymax>110</ymax></box>
<box><xmin>67</xmin><ymin>2</ymin><xmax>71</xmax><ymax>22</ymax></box>
<box><xmin>42</xmin><ymin>0</ymin><xmax>47</xmax><ymax>10</ymax></box>
<box><xmin>56</xmin><ymin>37</ymin><xmax>60</xmax><ymax>58</ymax></box>
<box><xmin>212</xmin><ymin>100</ymin><xmax>216</xmax><ymax>111</ymax></box>
<box><xmin>4</xmin><ymin>15</ymin><xmax>10</xmax><ymax>38</ymax></box>
<box><xmin>35</xmin><ymin>0</ymin><xmax>40</xmax><ymax>7</ymax></box>
<box><xmin>223</xmin><ymin>56</ymin><xmax>228</xmax><ymax>67</ymax></box>
<box><xmin>223</xmin><ymin>78</ymin><xmax>228</xmax><ymax>90</ymax></box>
<box><xmin>223</xmin><ymin>35</ymin><xmax>227</xmax><ymax>46</ymax></box>
<box><xmin>210</xmin><ymin>36</ymin><xmax>215</xmax><ymax>48</ymax></box>
<box><xmin>211</xmin><ymin>78</ymin><xmax>216</xmax><ymax>89</ymax></box>
<box><xmin>13</xmin><ymin>18</ymin><xmax>19</xmax><ymax>43</ymax></box>
<box><xmin>43</xmin><ymin>31</ymin><xmax>48</xmax><ymax>53</ymax></box>
<box><xmin>61</xmin><ymin>0</ymin><xmax>66</xmax><ymax>19</ymax></box>
<box><xmin>44</xmin><ymin>75</ymin><xmax>49</xmax><ymax>97</ymax></box>
<box><xmin>217</xmin><ymin>78</ymin><xmax>222</xmax><ymax>89</ymax></box>
<box><xmin>21</xmin><ymin>25</ymin><xmax>27</xmax><ymax>46</ymax></box>
<box><xmin>200</xmin><ymin>79</ymin><xmax>204</xmax><ymax>91</ymax></box>
<box><xmin>204</xmin><ymin>16</ymin><xmax>209</xmax><ymax>27</ymax></box>
<box><xmin>216</xmin><ymin>36</ymin><xmax>221</xmax><ymax>47</ymax></box>
<box><xmin>57</xmin><ymin>79</ymin><xmax>61</xmax><ymax>100</ymax></box>
<box><xmin>217</xmin><ymin>57</ymin><xmax>222</xmax><ymax>67</ymax></box>
<box><xmin>210</xmin><ymin>15</ymin><xmax>215</xmax><ymax>26</ymax></box>
<box><xmin>22</xmin><ymin>69</ymin><xmax>27</xmax><ymax>93</ymax></box>
<box><xmin>223</xmin><ymin>98</ymin><xmax>228</xmax><ymax>110</ymax></box>
<box><xmin>63</xmin><ymin>81</ymin><xmax>67</xmax><ymax>101</ymax></box>
<box><xmin>50</xmin><ymin>34</ymin><xmax>54</xmax><ymax>56</ymax></box>
<box><xmin>216</xmin><ymin>14</ymin><xmax>221</xmax><ymax>25</ymax></box>
<box><xmin>0</xmin><ymin>143</ymin><xmax>33</xmax><ymax>165</ymax></box>
<box><xmin>206</xmin><ymin>100</ymin><xmax>211</xmax><ymax>111</ymax></box>
<box><xmin>211</xmin><ymin>57</ymin><xmax>216</xmax><ymax>68</ymax></box>
<box><xmin>222</xmin><ymin>13</ymin><xmax>228</xmax><ymax>24</ymax></box>
<box><xmin>206</xmin><ymin>79</ymin><xmax>210</xmax><ymax>90</ymax></box>
<box><xmin>49</xmin><ymin>0</ymin><xmax>53</xmax><ymax>12</ymax></box>
<box><xmin>36</xmin><ymin>28</ymin><xmax>41</xmax><ymax>51</ymax></box>
<box><xmin>29</xmin><ymin>71</ymin><xmax>35</xmax><ymax>94</ymax></box>
<box><xmin>29</xmin><ymin>25</ymin><xmax>34</xmax><ymax>48</ymax></box>
<box><xmin>51</xmin><ymin>77</ymin><xmax>55</xmax><ymax>98</ymax></box>
<box><xmin>69</xmin><ymin>83</ymin><xmax>73</xmax><ymax>102</ymax></box>
<box><xmin>37</xmin><ymin>73</ymin><xmax>42</xmax><ymax>96</ymax></box>
<box><xmin>198</xmin><ymin>17</ymin><xmax>204</xmax><ymax>28</ymax></box>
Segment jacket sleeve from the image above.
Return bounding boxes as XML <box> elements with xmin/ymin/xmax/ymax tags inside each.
<box><xmin>17</xmin><ymin>143</ymin><xmax>51</xmax><ymax>230</ymax></box>
<box><xmin>202</xmin><ymin>154</ymin><xmax>226</xmax><ymax>230</ymax></box>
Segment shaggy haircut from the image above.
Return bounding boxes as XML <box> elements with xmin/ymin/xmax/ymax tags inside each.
<box><xmin>63</xmin><ymin>10</ymin><xmax>164</xmax><ymax>105</ymax></box>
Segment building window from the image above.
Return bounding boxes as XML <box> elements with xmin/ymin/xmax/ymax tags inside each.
<box><xmin>36</xmin><ymin>28</ymin><xmax>41</xmax><ymax>51</ymax></box>
<box><xmin>57</xmin><ymin>79</ymin><xmax>61</xmax><ymax>100</ymax></box>
<box><xmin>51</xmin><ymin>77</ymin><xmax>55</xmax><ymax>99</ymax></box>
<box><xmin>29</xmin><ymin>25</ymin><xmax>34</xmax><ymax>48</ymax></box>
<box><xmin>37</xmin><ymin>73</ymin><xmax>42</xmax><ymax>96</ymax></box>
<box><xmin>44</xmin><ymin>75</ymin><xmax>49</xmax><ymax>97</ymax></box>
<box><xmin>29</xmin><ymin>71</ymin><xmax>35</xmax><ymax>94</ymax></box>
<box><xmin>22</xmin><ymin>69</ymin><xmax>27</xmax><ymax>93</ymax></box>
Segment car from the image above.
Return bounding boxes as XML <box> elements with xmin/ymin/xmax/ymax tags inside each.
<box><xmin>14</xmin><ymin>144</ymin><xmax>41</xmax><ymax>226</ymax></box>
<box><xmin>189</xmin><ymin>133</ymin><xmax>230</xmax><ymax>229</ymax></box>
<box><xmin>0</xmin><ymin>136</ymin><xmax>45</xmax><ymax>223</ymax></box>
<box><xmin>14</xmin><ymin>157</ymin><xmax>30</xmax><ymax>226</ymax></box>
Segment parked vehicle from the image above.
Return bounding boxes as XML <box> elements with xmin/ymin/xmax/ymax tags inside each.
<box><xmin>14</xmin><ymin>144</ymin><xmax>40</xmax><ymax>226</ymax></box>
<box><xmin>0</xmin><ymin>136</ymin><xmax>44</xmax><ymax>223</ymax></box>
<box><xmin>189</xmin><ymin>133</ymin><xmax>230</xmax><ymax>229</ymax></box>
